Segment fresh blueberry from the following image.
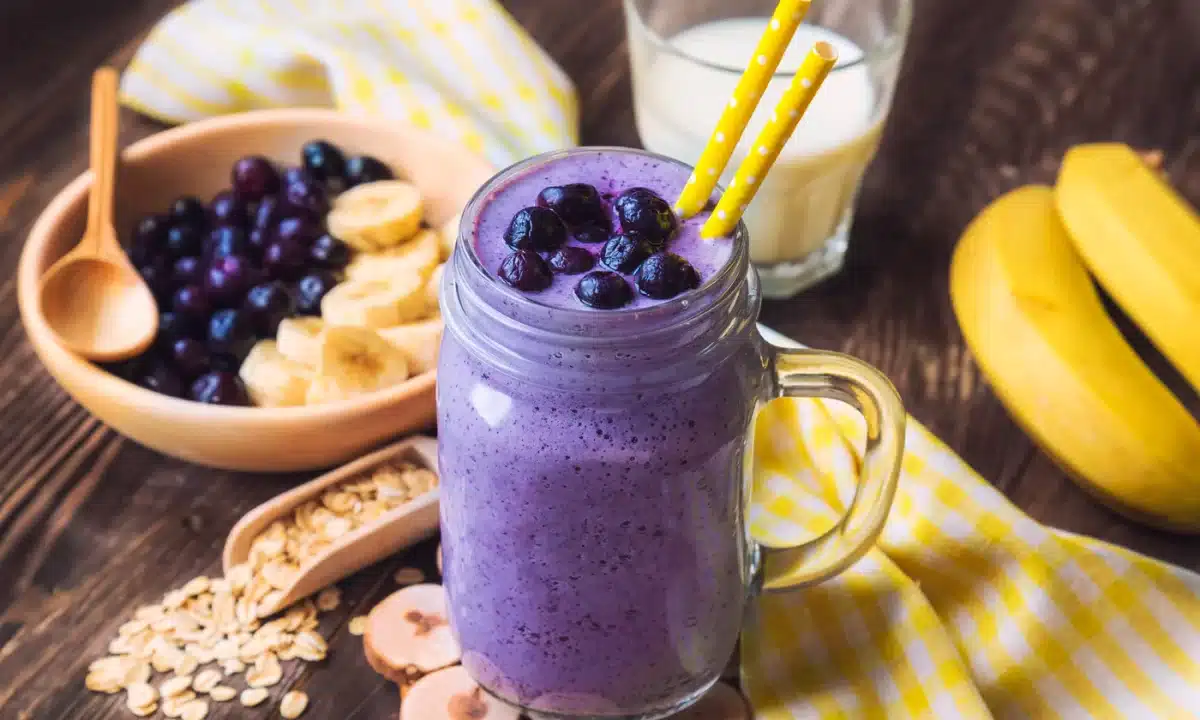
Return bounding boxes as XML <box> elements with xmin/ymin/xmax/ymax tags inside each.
<box><xmin>253</xmin><ymin>195</ymin><xmax>284</xmax><ymax>231</ymax></box>
<box><xmin>262</xmin><ymin>239</ymin><xmax>309</xmax><ymax>281</ymax></box>
<box><xmin>537</xmin><ymin>184</ymin><xmax>610</xmax><ymax>229</ymax></box>
<box><xmin>130</xmin><ymin>214</ymin><xmax>170</xmax><ymax>265</ymax></box>
<box><xmin>571</xmin><ymin>225</ymin><xmax>609</xmax><ymax>244</ymax></box>
<box><xmin>209</xmin><ymin>190</ymin><xmax>250</xmax><ymax>228</ymax></box>
<box><xmin>172</xmin><ymin>283</ymin><xmax>211</xmax><ymax>319</ymax></box>
<box><xmin>137</xmin><ymin>361</ymin><xmax>184</xmax><ymax>398</ymax></box>
<box><xmin>138</xmin><ymin>261</ymin><xmax>173</xmax><ymax>302</ymax></box>
<box><xmin>294</xmin><ymin>271</ymin><xmax>340</xmax><ymax>315</ymax></box>
<box><xmin>301</xmin><ymin>139</ymin><xmax>348</xmax><ymax>191</ymax></box>
<box><xmin>104</xmin><ymin>353</ymin><xmax>150</xmax><ymax>383</ymax></box>
<box><xmin>600</xmin><ymin>233</ymin><xmax>654</xmax><ymax>273</ymax></box>
<box><xmin>158</xmin><ymin>311</ymin><xmax>200</xmax><ymax>344</ymax></box>
<box><xmin>244</xmin><ymin>282</ymin><xmax>296</xmax><ymax>337</ymax></box>
<box><xmin>575</xmin><ymin>271</ymin><xmax>633</xmax><ymax>309</ymax></box>
<box><xmin>207</xmin><ymin>308</ymin><xmax>256</xmax><ymax>361</ymax></box>
<box><xmin>190</xmin><ymin>371</ymin><xmax>250</xmax><ymax>406</ymax></box>
<box><xmin>547</xmin><ymin>246</ymin><xmax>596</xmax><ymax>275</ymax></box>
<box><xmin>614</xmin><ymin>187</ymin><xmax>677</xmax><ymax>247</ymax></box>
<box><xmin>274</xmin><ymin>216</ymin><xmax>321</xmax><ymax>247</ymax></box>
<box><xmin>345</xmin><ymin>155</ymin><xmax>394</xmax><ymax>187</ymax></box>
<box><xmin>231</xmin><ymin>155</ymin><xmax>281</xmax><ymax>202</ymax></box>
<box><xmin>284</xmin><ymin>176</ymin><xmax>330</xmax><ymax>218</ymax></box>
<box><xmin>635</xmin><ymin>252</ymin><xmax>701</xmax><ymax>299</ymax></box>
<box><xmin>173</xmin><ymin>256</ymin><xmax>203</xmax><ymax>287</ymax></box>
<box><xmin>170</xmin><ymin>337</ymin><xmax>210</xmax><ymax>378</ymax></box>
<box><xmin>310</xmin><ymin>233</ymin><xmax>350</xmax><ymax>269</ymax></box>
<box><xmin>205</xmin><ymin>254</ymin><xmax>258</xmax><ymax>307</ymax></box>
<box><xmin>248</xmin><ymin>228</ymin><xmax>271</xmax><ymax>257</ymax></box>
<box><xmin>504</xmin><ymin>207</ymin><xmax>567</xmax><ymax>252</ymax></box>
<box><xmin>207</xmin><ymin>225</ymin><xmax>250</xmax><ymax>261</ymax></box>
<box><xmin>497</xmin><ymin>250</ymin><xmax>553</xmax><ymax>291</ymax></box>
<box><xmin>164</xmin><ymin>224</ymin><xmax>204</xmax><ymax>259</ymax></box>
<box><xmin>169</xmin><ymin>196</ymin><xmax>208</xmax><ymax>228</ymax></box>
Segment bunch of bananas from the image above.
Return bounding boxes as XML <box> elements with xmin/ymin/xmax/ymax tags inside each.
<box><xmin>950</xmin><ymin>143</ymin><xmax>1200</xmax><ymax>531</ymax></box>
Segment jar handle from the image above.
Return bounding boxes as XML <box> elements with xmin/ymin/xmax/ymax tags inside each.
<box><xmin>759</xmin><ymin>344</ymin><xmax>906</xmax><ymax>592</ymax></box>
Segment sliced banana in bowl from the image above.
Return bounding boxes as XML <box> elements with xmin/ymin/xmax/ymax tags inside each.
<box><xmin>307</xmin><ymin>326</ymin><xmax>411</xmax><ymax>405</ymax></box>
<box><xmin>328</xmin><ymin>180</ymin><xmax>425</xmax><ymax>251</ymax></box>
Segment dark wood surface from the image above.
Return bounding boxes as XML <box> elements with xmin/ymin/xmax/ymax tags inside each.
<box><xmin>0</xmin><ymin>0</ymin><xmax>1197</xmax><ymax>717</ymax></box>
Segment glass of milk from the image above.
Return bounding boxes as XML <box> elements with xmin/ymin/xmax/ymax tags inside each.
<box><xmin>625</xmin><ymin>0</ymin><xmax>912</xmax><ymax>297</ymax></box>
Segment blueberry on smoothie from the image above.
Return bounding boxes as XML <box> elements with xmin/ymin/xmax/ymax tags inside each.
<box><xmin>600</xmin><ymin>233</ymin><xmax>654</xmax><ymax>273</ymax></box>
<box><xmin>504</xmin><ymin>207</ymin><xmax>567</xmax><ymax>252</ymax></box>
<box><xmin>498</xmin><ymin>250</ymin><xmax>553</xmax><ymax>291</ymax></box>
<box><xmin>547</xmin><ymin>246</ymin><xmax>596</xmax><ymax>275</ymax></box>
<box><xmin>575</xmin><ymin>270</ymin><xmax>633</xmax><ymax>309</ymax></box>
<box><xmin>614</xmin><ymin>187</ymin><xmax>677</xmax><ymax>247</ymax></box>
<box><xmin>571</xmin><ymin>225</ymin><xmax>609</xmax><ymax>245</ymax></box>
<box><xmin>537</xmin><ymin>184</ymin><xmax>610</xmax><ymax>230</ymax></box>
<box><xmin>635</xmin><ymin>252</ymin><xmax>700</xmax><ymax>299</ymax></box>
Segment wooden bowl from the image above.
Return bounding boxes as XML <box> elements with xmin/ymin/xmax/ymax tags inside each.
<box><xmin>18</xmin><ymin>109</ymin><xmax>494</xmax><ymax>472</ymax></box>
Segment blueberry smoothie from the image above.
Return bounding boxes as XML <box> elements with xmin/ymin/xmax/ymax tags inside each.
<box><xmin>438</xmin><ymin>148</ymin><xmax>762</xmax><ymax>717</ymax></box>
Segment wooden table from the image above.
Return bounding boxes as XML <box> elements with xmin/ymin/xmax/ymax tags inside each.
<box><xmin>0</xmin><ymin>0</ymin><xmax>1197</xmax><ymax>717</ymax></box>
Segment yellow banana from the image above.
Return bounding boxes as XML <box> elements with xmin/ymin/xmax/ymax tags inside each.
<box><xmin>950</xmin><ymin>185</ymin><xmax>1200</xmax><ymax>531</ymax></box>
<box><xmin>1056</xmin><ymin>143</ymin><xmax>1200</xmax><ymax>392</ymax></box>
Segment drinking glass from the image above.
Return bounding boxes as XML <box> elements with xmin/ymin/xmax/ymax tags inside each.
<box><xmin>438</xmin><ymin>147</ymin><xmax>906</xmax><ymax>718</ymax></box>
<box><xmin>624</xmin><ymin>0</ymin><xmax>912</xmax><ymax>298</ymax></box>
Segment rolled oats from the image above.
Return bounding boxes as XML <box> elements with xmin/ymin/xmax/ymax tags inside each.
<box><xmin>209</xmin><ymin>685</ymin><xmax>237</xmax><ymax>702</ymax></box>
<box><xmin>280</xmin><ymin>690</ymin><xmax>309</xmax><ymax>718</ymax></box>
<box><xmin>240</xmin><ymin>687</ymin><xmax>270</xmax><ymax>707</ymax></box>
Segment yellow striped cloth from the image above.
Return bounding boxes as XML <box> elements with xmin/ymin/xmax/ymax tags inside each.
<box><xmin>123</xmin><ymin>4</ymin><xmax>1200</xmax><ymax>718</ymax></box>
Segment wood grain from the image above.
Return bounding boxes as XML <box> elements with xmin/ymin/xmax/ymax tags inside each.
<box><xmin>0</xmin><ymin>0</ymin><xmax>1197</xmax><ymax>717</ymax></box>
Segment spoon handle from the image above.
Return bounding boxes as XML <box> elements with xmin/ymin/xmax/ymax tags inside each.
<box><xmin>85</xmin><ymin>68</ymin><xmax>120</xmax><ymax>249</ymax></box>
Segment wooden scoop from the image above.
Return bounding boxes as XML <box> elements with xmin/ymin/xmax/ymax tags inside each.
<box><xmin>223</xmin><ymin>435</ymin><xmax>440</xmax><ymax>618</ymax></box>
<box><xmin>39</xmin><ymin>67</ymin><xmax>158</xmax><ymax>362</ymax></box>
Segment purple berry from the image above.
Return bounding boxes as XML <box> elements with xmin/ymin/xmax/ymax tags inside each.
<box><xmin>170</xmin><ymin>337</ymin><xmax>210</xmax><ymax>378</ymax></box>
<box><xmin>173</xmin><ymin>283</ymin><xmax>211</xmax><ymax>319</ymax></box>
<box><xmin>282</xmin><ymin>166</ymin><xmax>310</xmax><ymax>187</ymax></box>
<box><xmin>231</xmin><ymin>155</ymin><xmax>281</xmax><ymax>202</ymax></box>
<box><xmin>190</xmin><ymin>371</ymin><xmax>250</xmax><ymax>406</ymax></box>
<box><xmin>497</xmin><ymin>250</ymin><xmax>552</xmax><ymax>291</ymax></box>
<box><xmin>137</xmin><ymin>361</ymin><xmax>184</xmax><ymax>398</ymax></box>
<box><xmin>209</xmin><ymin>190</ymin><xmax>250</xmax><ymax>228</ymax></box>
<box><xmin>614</xmin><ymin>187</ymin><xmax>677</xmax><ymax>247</ymax></box>
<box><xmin>131</xmin><ymin>214</ymin><xmax>169</xmax><ymax>265</ymax></box>
<box><xmin>244</xmin><ymin>282</ymin><xmax>296</xmax><ymax>337</ymax></box>
<box><xmin>572</xmin><ymin>225</ymin><xmax>609</xmax><ymax>244</ymax></box>
<box><xmin>138</xmin><ymin>261</ymin><xmax>172</xmax><ymax>302</ymax></box>
<box><xmin>504</xmin><ymin>207</ymin><xmax>567</xmax><ymax>252</ymax></box>
<box><xmin>248</xmin><ymin>228</ymin><xmax>271</xmax><ymax>257</ymax></box>
<box><xmin>635</xmin><ymin>252</ymin><xmax>700</xmax><ymax>299</ymax></box>
<box><xmin>207</xmin><ymin>308</ymin><xmax>256</xmax><ymax>361</ymax></box>
<box><xmin>164</xmin><ymin>224</ymin><xmax>203</xmax><ymax>259</ymax></box>
<box><xmin>345</xmin><ymin>155</ymin><xmax>394</xmax><ymax>187</ymax></box>
<box><xmin>302</xmin><ymin>139</ymin><xmax>348</xmax><ymax>191</ymax></box>
<box><xmin>600</xmin><ymin>233</ymin><xmax>654</xmax><ymax>273</ymax></box>
<box><xmin>310</xmin><ymin>233</ymin><xmax>350</xmax><ymax>269</ymax></box>
<box><xmin>253</xmin><ymin>195</ymin><xmax>284</xmax><ymax>231</ymax></box>
<box><xmin>104</xmin><ymin>353</ymin><xmax>150</xmax><ymax>383</ymax></box>
<box><xmin>294</xmin><ymin>271</ymin><xmax>340</xmax><ymax>315</ymax></box>
<box><xmin>547</xmin><ymin>246</ymin><xmax>596</xmax><ymax>275</ymax></box>
<box><xmin>284</xmin><ymin>176</ymin><xmax>330</xmax><ymax>217</ymax></box>
<box><xmin>205</xmin><ymin>254</ymin><xmax>258</xmax><ymax>307</ymax></box>
<box><xmin>274</xmin><ymin>216</ymin><xmax>321</xmax><ymax>246</ymax></box>
<box><xmin>173</xmin><ymin>256</ymin><xmax>203</xmax><ymax>286</ymax></box>
<box><xmin>575</xmin><ymin>271</ymin><xmax>633</xmax><ymax>309</ymax></box>
<box><xmin>158</xmin><ymin>311</ymin><xmax>200</xmax><ymax>344</ymax></box>
<box><xmin>207</xmin><ymin>225</ymin><xmax>249</xmax><ymax>261</ymax></box>
<box><xmin>537</xmin><ymin>184</ymin><xmax>609</xmax><ymax>229</ymax></box>
<box><xmin>262</xmin><ymin>238</ymin><xmax>309</xmax><ymax>281</ymax></box>
<box><xmin>169</xmin><ymin>196</ymin><xmax>208</xmax><ymax>228</ymax></box>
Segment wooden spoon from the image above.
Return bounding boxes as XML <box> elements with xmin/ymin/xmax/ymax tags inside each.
<box><xmin>223</xmin><ymin>435</ymin><xmax>440</xmax><ymax>618</ymax></box>
<box><xmin>39</xmin><ymin>67</ymin><xmax>158</xmax><ymax>362</ymax></box>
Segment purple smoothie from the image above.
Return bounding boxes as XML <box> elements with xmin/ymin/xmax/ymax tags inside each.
<box><xmin>439</xmin><ymin>148</ymin><xmax>760</xmax><ymax>717</ymax></box>
<box><xmin>473</xmin><ymin>150</ymin><xmax>733</xmax><ymax>310</ymax></box>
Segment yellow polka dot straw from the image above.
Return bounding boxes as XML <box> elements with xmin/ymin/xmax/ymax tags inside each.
<box><xmin>673</xmin><ymin>0</ymin><xmax>812</xmax><ymax>219</ymax></box>
<box><xmin>702</xmin><ymin>41</ymin><xmax>837</xmax><ymax>238</ymax></box>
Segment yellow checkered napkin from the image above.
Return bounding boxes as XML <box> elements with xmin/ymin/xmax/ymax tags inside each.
<box><xmin>749</xmin><ymin>326</ymin><xmax>1200</xmax><ymax>719</ymax></box>
<box><xmin>119</xmin><ymin>0</ymin><xmax>577</xmax><ymax>168</ymax></box>
<box><xmin>123</xmin><ymin>6</ymin><xmax>1200</xmax><ymax>716</ymax></box>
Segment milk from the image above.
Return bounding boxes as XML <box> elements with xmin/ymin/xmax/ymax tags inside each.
<box><xmin>631</xmin><ymin>19</ymin><xmax>886</xmax><ymax>290</ymax></box>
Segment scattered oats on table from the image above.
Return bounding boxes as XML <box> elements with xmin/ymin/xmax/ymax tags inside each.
<box><xmin>349</xmin><ymin>616</ymin><xmax>368</xmax><ymax>636</ymax></box>
<box><xmin>281</xmin><ymin>690</ymin><xmax>310</xmax><ymax>718</ymax></box>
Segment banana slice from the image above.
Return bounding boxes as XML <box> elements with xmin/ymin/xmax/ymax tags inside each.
<box><xmin>275</xmin><ymin>316</ymin><xmax>326</xmax><ymax>367</ymax></box>
<box><xmin>239</xmin><ymin>340</ymin><xmax>313</xmax><ymax>407</ymax></box>
<box><xmin>378</xmin><ymin>318</ymin><xmax>443</xmax><ymax>375</ymax></box>
<box><xmin>321</xmin><ymin>274</ymin><xmax>427</xmax><ymax>329</ymax></box>
<box><xmin>424</xmin><ymin>264</ymin><xmax>444</xmax><ymax>315</ymax></box>
<box><xmin>306</xmin><ymin>326</ymin><xmax>410</xmax><ymax>404</ymax></box>
<box><xmin>345</xmin><ymin>228</ymin><xmax>440</xmax><ymax>283</ymax></box>
<box><xmin>327</xmin><ymin>180</ymin><xmax>424</xmax><ymax>252</ymax></box>
<box><xmin>438</xmin><ymin>211</ymin><xmax>461</xmax><ymax>261</ymax></box>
